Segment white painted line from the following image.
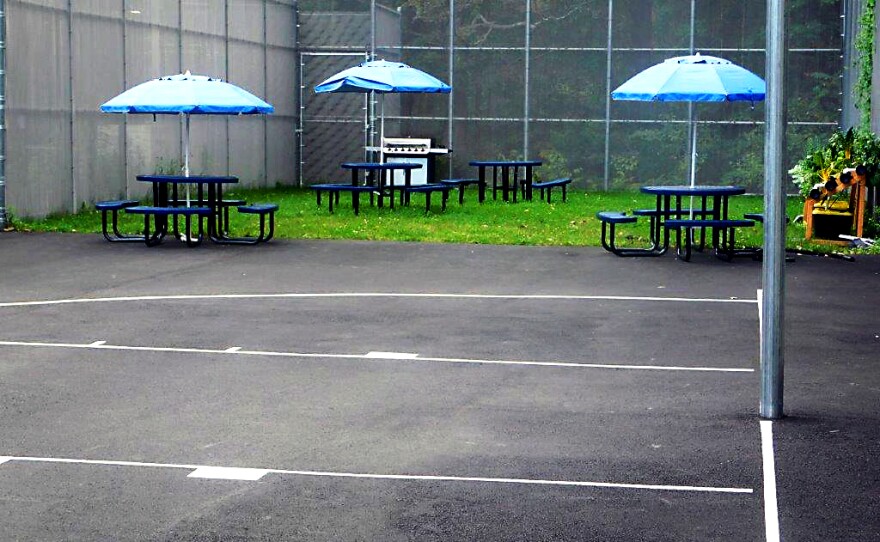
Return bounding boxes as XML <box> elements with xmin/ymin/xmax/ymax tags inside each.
<box><xmin>366</xmin><ymin>351</ymin><xmax>418</xmax><ymax>359</ymax></box>
<box><xmin>265</xmin><ymin>470</ymin><xmax>753</xmax><ymax>493</ymax></box>
<box><xmin>2</xmin><ymin>455</ymin><xmax>202</xmax><ymax>470</ymax></box>
<box><xmin>0</xmin><ymin>455</ymin><xmax>753</xmax><ymax>494</ymax></box>
<box><xmin>760</xmin><ymin>420</ymin><xmax>781</xmax><ymax>542</ymax></box>
<box><xmin>89</xmin><ymin>341</ymin><xmax>106</xmax><ymax>346</ymax></box>
<box><xmin>0</xmin><ymin>291</ymin><xmax>760</xmax><ymax>309</ymax></box>
<box><xmin>757</xmin><ymin>289</ymin><xmax>763</xmax><ymax>359</ymax></box>
<box><xmin>225</xmin><ymin>347</ymin><xmax>242</xmax><ymax>353</ymax></box>
<box><xmin>0</xmin><ymin>456</ymin><xmax>12</xmax><ymax>465</ymax></box>
<box><xmin>187</xmin><ymin>466</ymin><xmax>269</xmax><ymax>481</ymax></box>
<box><xmin>0</xmin><ymin>339</ymin><xmax>754</xmax><ymax>373</ymax></box>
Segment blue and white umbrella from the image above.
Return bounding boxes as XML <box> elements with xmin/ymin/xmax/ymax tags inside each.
<box><xmin>315</xmin><ymin>60</ymin><xmax>450</xmax><ymax>151</ymax></box>
<box><xmin>101</xmin><ymin>72</ymin><xmax>274</xmax><ymax>196</ymax></box>
<box><xmin>315</xmin><ymin>59</ymin><xmax>451</xmax><ymax>94</ymax></box>
<box><xmin>612</xmin><ymin>53</ymin><xmax>765</xmax><ymax>186</ymax></box>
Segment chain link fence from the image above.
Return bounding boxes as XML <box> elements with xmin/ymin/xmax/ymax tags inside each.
<box><xmin>300</xmin><ymin>0</ymin><xmax>848</xmax><ymax>193</ymax></box>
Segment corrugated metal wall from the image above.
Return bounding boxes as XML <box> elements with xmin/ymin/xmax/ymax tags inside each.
<box><xmin>6</xmin><ymin>0</ymin><xmax>297</xmax><ymax>219</ymax></box>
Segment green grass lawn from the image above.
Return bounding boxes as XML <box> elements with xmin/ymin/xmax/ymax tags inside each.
<box><xmin>10</xmin><ymin>186</ymin><xmax>876</xmax><ymax>254</ymax></box>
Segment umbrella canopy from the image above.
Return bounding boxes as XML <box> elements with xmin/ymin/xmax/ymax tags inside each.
<box><xmin>611</xmin><ymin>53</ymin><xmax>765</xmax><ymax>103</ymax></box>
<box><xmin>100</xmin><ymin>72</ymin><xmax>274</xmax><ymax>115</ymax></box>
<box><xmin>314</xmin><ymin>60</ymin><xmax>451</xmax><ymax>94</ymax></box>
<box><xmin>314</xmin><ymin>60</ymin><xmax>450</xmax><ymax>159</ymax></box>
<box><xmin>611</xmin><ymin>54</ymin><xmax>765</xmax><ymax>188</ymax></box>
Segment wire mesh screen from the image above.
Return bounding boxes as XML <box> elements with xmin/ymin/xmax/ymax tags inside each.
<box><xmin>300</xmin><ymin>52</ymin><xmax>371</xmax><ymax>183</ymax></box>
<box><xmin>300</xmin><ymin>0</ymin><xmax>846</xmax><ymax>194</ymax></box>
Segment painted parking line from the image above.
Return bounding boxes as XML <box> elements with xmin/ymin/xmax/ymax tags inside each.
<box><xmin>0</xmin><ymin>455</ymin><xmax>754</xmax><ymax>494</ymax></box>
<box><xmin>0</xmin><ymin>339</ymin><xmax>755</xmax><ymax>373</ymax></box>
<box><xmin>188</xmin><ymin>466</ymin><xmax>270</xmax><ymax>481</ymax></box>
<box><xmin>761</xmin><ymin>420</ymin><xmax>781</xmax><ymax>542</ymax></box>
<box><xmin>0</xmin><ymin>291</ymin><xmax>760</xmax><ymax>309</ymax></box>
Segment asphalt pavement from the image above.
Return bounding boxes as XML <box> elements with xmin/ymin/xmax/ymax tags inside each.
<box><xmin>0</xmin><ymin>232</ymin><xmax>877</xmax><ymax>541</ymax></box>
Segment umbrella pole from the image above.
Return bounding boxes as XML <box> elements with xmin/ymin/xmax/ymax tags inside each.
<box><xmin>689</xmin><ymin>114</ymin><xmax>698</xmax><ymax>189</ymax></box>
<box><xmin>380</xmin><ymin>94</ymin><xmax>385</xmax><ymax>157</ymax></box>
<box><xmin>182</xmin><ymin>113</ymin><xmax>192</xmax><ymax>243</ymax></box>
<box><xmin>184</xmin><ymin>113</ymin><xmax>191</xmax><ymax>206</ymax></box>
<box><xmin>689</xmin><ymin>113</ymin><xmax>698</xmax><ymax>223</ymax></box>
<box><xmin>380</xmin><ymin>94</ymin><xmax>387</xmax><ymax>185</ymax></box>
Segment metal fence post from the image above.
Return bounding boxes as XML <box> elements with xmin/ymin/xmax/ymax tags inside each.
<box><xmin>0</xmin><ymin>0</ymin><xmax>7</xmax><ymax>229</ymax></box>
<box><xmin>603</xmin><ymin>0</ymin><xmax>613</xmax><ymax>191</ymax></box>
<box><xmin>523</xmin><ymin>0</ymin><xmax>530</xmax><ymax>160</ymax></box>
<box><xmin>448</xmin><ymin>0</ymin><xmax>454</xmax><ymax>179</ymax></box>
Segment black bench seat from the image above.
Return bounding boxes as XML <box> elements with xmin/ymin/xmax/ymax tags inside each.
<box><xmin>596</xmin><ymin>211</ymin><xmax>664</xmax><ymax>257</ymax></box>
<box><xmin>663</xmin><ymin>218</ymin><xmax>755</xmax><ymax>229</ymax></box>
<box><xmin>310</xmin><ymin>184</ymin><xmax>376</xmax><ymax>215</ymax></box>
<box><xmin>212</xmin><ymin>203</ymin><xmax>278</xmax><ymax>245</ymax></box>
<box><xmin>124</xmin><ymin>205</ymin><xmax>212</xmax><ymax>216</ymax></box>
<box><xmin>531</xmin><ymin>177</ymin><xmax>572</xmax><ymax>202</ymax></box>
<box><xmin>633</xmin><ymin>208</ymin><xmax>714</xmax><ymax>217</ymax></box>
<box><xmin>403</xmin><ymin>184</ymin><xmax>451</xmax><ymax>212</ymax></box>
<box><xmin>439</xmin><ymin>178</ymin><xmax>485</xmax><ymax>204</ymax></box>
<box><xmin>95</xmin><ymin>199</ymin><xmax>140</xmax><ymax>242</ymax></box>
<box><xmin>596</xmin><ymin>211</ymin><xmax>637</xmax><ymax>224</ymax></box>
<box><xmin>663</xmin><ymin>218</ymin><xmax>755</xmax><ymax>261</ymax></box>
<box><xmin>124</xmin><ymin>205</ymin><xmax>211</xmax><ymax>247</ymax></box>
<box><xmin>634</xmin><ymin>208</ymin><xmax>715</xmax><ymax>249</ymax></box>
<box><xmin>168</xmin><ymin>197</ymin><xmax>246</xmax><ymax>235</ymax></box>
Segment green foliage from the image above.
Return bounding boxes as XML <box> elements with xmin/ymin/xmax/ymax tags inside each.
<box><xmin>855</xmin><ymin>0</ymin><xmax>876</xmax><ymax>128</ymax></box>
<box><xmin>535</xmin><ymin>147</ymin><xmax>583</xmax><ymax>183</ymax></box>
<box><xmin>865</xmin><ymin>215</ymin><xmax>880</xmax><ymax>237</ymax></box>
<box><xmin>611</xmin><ymin>154</ymin><xmax>639</xmax><ymax>187</ymax></box>
<box><xmin>789</xmin><ymin>127</ymin><xmax>880</xmax><ymax>197</ymax></box>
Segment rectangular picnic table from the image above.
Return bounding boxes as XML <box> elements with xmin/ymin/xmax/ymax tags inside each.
<box><xmin>469</xmin><ymin>160</ymin><xmax>542</xmax><ymax>202</ymax></box>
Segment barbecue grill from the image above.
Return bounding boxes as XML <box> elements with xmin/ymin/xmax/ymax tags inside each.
<box><xmin>380</xmin><ymin>137</ymin><xmax>450</xmax><ymax>185</ymax></box>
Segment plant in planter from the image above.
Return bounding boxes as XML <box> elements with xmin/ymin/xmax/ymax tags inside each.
<box><xmin>791</xmin><ymin>128</ymin><xmax>880</xmax><ymax>242</ymax></box>
<box><xmin>790</xmin><ymin>128</ymin><xmax>880</xmax><ymax>198</ymax></box>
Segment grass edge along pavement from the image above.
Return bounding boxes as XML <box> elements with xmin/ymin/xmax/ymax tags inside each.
<box><xmin>9</xmin><ymin>187</ymin><xmax>877</xmax><ymax>255</ymax></box>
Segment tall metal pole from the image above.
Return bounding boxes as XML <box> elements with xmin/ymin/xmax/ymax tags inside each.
<box><xmin>523</xmin><ymin>0</ymin><xmax>531</xmax><ymax>159</ymax></box>
<box><xmin>369</xmin><ymin>1</ymin><xmax>377</xmax><ymax>156</ymax></box>
<box><xmin>602</xmin><ymin>0</ymin><xmax>613</xmax><ymax>191</ymax></box>
<box><xmin>0</xmin><ymin>0</ymin><xmax>8</xmax><ymax>230</ymax></box>
<box><xmin>122</xmin><ymin>0</ymin><xmax>129</xmax><ymax>198</ymax></box>
<box><xmin>448</xmin><ymin>0</ymin><xmax>454</xmax><ymax>179</ymax></box>
<box><xmin>761</xmin><ymin>0</ymin><xmax>787</xmax><ymax>420</ymax></box>
<box><xmin>225</xmin><ymin>0</ymin><xmax>230</xmax><ymax>176</ymax></box>
<box><xmin>298</xmin><ymin>52</ymin><xmax>305</xmax><ymax>186</ymax></box>
<box><xmin>68</xmin><ymin>0</ymin><xmax>77</xmax><ymax>212</ymax></box>
<box><xmin>687</xmin><ymin>0</ymin><xmax>696</xmax><ymax>187</ymax></box>
<box><xmin>262</xmin><ymin>0</ymin><xmax>269</xmax><ymax>185</ymax></box>
<box><xmin>370</xmin><ymin>0</ymin><xmax>376</xmax><ymax>59</ymax></box>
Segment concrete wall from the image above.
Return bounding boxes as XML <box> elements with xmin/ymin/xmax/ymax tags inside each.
<box><xmin>6</xmin><ymin>0</ymin><xmax>297</xmax><ymax>219</ymax></box>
